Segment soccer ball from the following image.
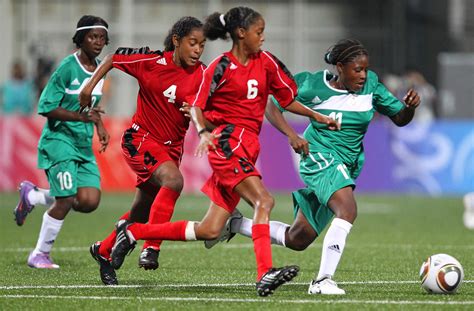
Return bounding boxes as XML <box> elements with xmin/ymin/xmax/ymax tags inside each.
<box><xmin>419</xmin><ymin>253</ymin><xmax>464</xmax><ymax>294</ymax></box>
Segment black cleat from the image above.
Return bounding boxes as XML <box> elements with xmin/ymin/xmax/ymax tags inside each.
<box><xmin>89</xmin><ymin>242</ymin><xmax>118</xmax><ymax>285</ymax></box>
<box><xmin>138</xmin><ymin>247</ymin><xmax>160</xmax><ymax>270</ymax></box>
<box><xmin>111</xmin><ymin>220</ymin><xmax>136</xmax><ymax>270</ymax></box>
<box><xmin>256</xmin><ymin>265</ymin><xmax>300</xmax><ymax>297</ymax></box>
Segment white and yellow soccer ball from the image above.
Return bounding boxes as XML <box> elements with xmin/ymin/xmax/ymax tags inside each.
<box><xmin>419</xmin><ymin>253</ymin><xmax>464</xmax><ymax>294</ymax></box>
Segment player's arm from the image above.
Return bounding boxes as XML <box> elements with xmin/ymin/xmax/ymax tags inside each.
<box><xmin>265</xmin><ymin>97</ymin><xmax>309</xmax><ymax>155</ymax></box>
<box><xmin>390</xmin><ymin>88</ymin><xmax>420</xmax><ymax>126</ymax></box>
<box><xmin>94</xmin><ymin>115</ymin><xmax>110</xmax><ymax>153</ymax></box>
<box><xmin>189</xmin><ymin>106</ymin><xmax>220</xmax><ymax>157</ymax></box>
<box><xmin>79</xmin><ymin>53</ymin><xmax>113</xmax><ymax>110</ymax></box>
<box><xmin>42</xmin><ymin>106</ymin><xmax>104</xmax><ymax>123</ymax></box>
<box><xmin>284</xmin><ymin>100</ymin><xmax>340</xmax><ymax>131</ymax></box>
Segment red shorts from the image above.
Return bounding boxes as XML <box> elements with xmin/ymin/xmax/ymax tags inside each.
<box><xmin>121</xmin><ymin>123</ymin><xmax>183</xmax><ymax>187</ymax></box>
<box><xmin>201</xmin><ymin>124</ymin><xmax>261</xmax><ymax>212</ymax></box>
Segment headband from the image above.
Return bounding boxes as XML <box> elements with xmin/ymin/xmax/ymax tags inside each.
<box><xmin>75</xmin><ymin>25</ymin><xmax>108</xmax><ymax>32</ymax></box>
<box><xmin>219</xmin><ymin>14</ymin><xmax>226</xmax><ymax>27</ymax></box>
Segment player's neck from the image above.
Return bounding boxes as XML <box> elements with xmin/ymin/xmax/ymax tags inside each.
<box><xmin>77</xmin><ymin>50</ymin><xmax>97</xmax><ymax>71</ymax></box>
<box><xmin>230</xmin><ymin>45</ymin><xmax>251</xmax><ymax>66</ymax></box>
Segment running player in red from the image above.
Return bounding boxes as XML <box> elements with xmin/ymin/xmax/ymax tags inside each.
<box><xmin>79</xmin><ymin>16</ymin><xmax>207</xmax><ymax>285</ymax></box>
<box><xmin>110</xmin><ymin>7</ymin><xmax>339</xmax><ymax>296</ymax></box>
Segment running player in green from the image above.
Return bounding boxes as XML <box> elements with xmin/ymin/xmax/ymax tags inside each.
<box><xmin>14</xmin><ymin>15</ymin><xmax>110</xmax><ymax>269</ymax></box>
<box><xmin>208</xmin><ymin>39</ymin><xmax>421</xmax><ymax>294</ymax></box>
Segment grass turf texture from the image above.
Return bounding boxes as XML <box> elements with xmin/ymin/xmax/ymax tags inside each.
<box><xmin>0</xmin><ymin>192</ymin><xmax>472</xmax><ymax>310</ymax></box>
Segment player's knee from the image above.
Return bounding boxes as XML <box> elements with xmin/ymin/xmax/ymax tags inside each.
<box><xmin>285</xmin><ymin>234</ymin><xmax>311</xmax><ymax>251</ymax></box>
<box><xmin>254</xmin><ymin>194</ymin><xmax>274</xmax><ymax>214</ymax></box>
<box><xmin>73</xmin><ymin>197</ymin><xmax>100</xmax><ymax>213</ymax></box>
<box><xmin>161</xmin><ymin>173</ymin><xmax>184</xmax><ymax>193</ymax></box>
<box><xmin>337</xmin><ymin>209</ymin><xmax>357</xmax><ymax>223</ymax></box>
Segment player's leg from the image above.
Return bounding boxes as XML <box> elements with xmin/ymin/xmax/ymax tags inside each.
<box><xmin>14</xmin><ymin>180</ymin><xmax>55</xmax><ymax>226</ymax></box>
<box><xmin>27</xmin><ymin>160</ymin><xmax>82</xmax><ymax>269</ymax></box>
<box><xmin>234</xmin><ymin>176</ymin><xmax>299</xmax><ymax>297</ymax></box>
<box><xmin>309</xmin><ymin>186</ymin><xmax>356</xmax><ymax>295</ymax></box>
<box><xmin>139</xmin><ymin>160</ymin><xmax>183</xmax><ymax>270</ymax></box>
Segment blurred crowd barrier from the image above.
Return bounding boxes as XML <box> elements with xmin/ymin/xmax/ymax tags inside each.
<box><xmin>0</xmin><ymin>116</ymin><xmax>472</xmax><ymax>195</ymax></box>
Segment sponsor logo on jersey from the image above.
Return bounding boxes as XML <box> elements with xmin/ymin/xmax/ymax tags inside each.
<box><xmin>71</xmin><ymin>78</ymin><xmax>80</xmax><ymax>86</ymax></box>
<box><xmin>311</xmin><ymin>96</ymin><xmax>322</xmax><ymax>104</ymax></box>
<box><xmin>230</xmin><ymin>63</ymin><xmax>238</xmax><ymax>70</ymax></box>
<box><xmin>156</xmin><ymin>58</ymin><xmax>167</xmax><ymax>65</ymax></box>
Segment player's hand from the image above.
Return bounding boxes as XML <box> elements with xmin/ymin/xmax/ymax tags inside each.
<box><xmin>96</xmin><ymin>123</ymin><xmax>110</xmax><ymax>153</ymax></box>
<box><xmin>82</xmin><ymin>107</ymin><xmax>105</xmax><ymax>123</ymax></box>
<box><xmin>179</xmin><ymin>102</ymin><xmax>191</xmax><ymax>118</ymax></box>
<box><xmin>195</xmin><ymin>130</ymin><xmax>221</xmax><ymax>157</ymax></box>
<box><xmin>78</xmin><ymin>91</ymin><xmax>92</xmax><ymax>113</ymax></box>
<box><xmin>403</xmin><ymin>88</ymin><xmax>421</xmax><ymax>110</ymax></box>
<box><xmin>312</xmin><ymin>112</ymin><xmax>341</xmax><ymax>131</ymax></box>
<box><xmin>288</xmin><ymin>134</ymin><xmax>309</xmax><ymax>155</ymax></box>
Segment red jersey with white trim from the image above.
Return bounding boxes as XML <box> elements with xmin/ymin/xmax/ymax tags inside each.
<box><xmin>192</xmin><ymin>51</ymin><xmax>297</xmax><ymax>135</ymax></box>
<box><xmin>113</xmin><ymin>47</ymin><xmax>205</xmax><ymax>144</ymax></box>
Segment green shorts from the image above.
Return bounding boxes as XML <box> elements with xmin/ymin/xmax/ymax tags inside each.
<box><xmin>299</xmin><ymin>152</ymin><xmax>356</xmax><ymax>207</ymax></box>
<box><xmin>39</xmin><ymin>139</ymin><xmax>100</xmax><ymax>197</ymax></box>
<box><xmin>293</xmin><ymin>152</ymin><xmax>356</xmax><ymax>234</ymax></box>
<box><xmin>292</xmin><ymin>188</ymin><xmax>334</xmax><ymax>235</ymax></box>
<box><xmin>45</xmin><ymin>160</ymin><xmax>100</xmax><ymax>197</ymax></box>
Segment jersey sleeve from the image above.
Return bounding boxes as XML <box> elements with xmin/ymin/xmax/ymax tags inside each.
<box><xmin>370</xmin><ymin>71</ymin><xmax>404</xmax><ymax>117</ymax></box>
<box><xmin>112</xmin><ymin>46</ymin><xmax>163</xmax><ymax>79</ymax></box>
<box><xmin>190</xmin><ymin>55</ymin><xmax>226</xmax><ymax>110</ymax></box>
<box><xmin>271</xmin><ymin>71</ymin><xmax>312</xmax><ymax>112</ymax></box>
<box><xmin>263</xmin><ymin>51</ymin><xmax>297</xmax><ymax>108</ymax></box>
<box><xmin>37</xmin><ymin>67</ymin><xmax>68</xmax><ymax>114</ymax></box>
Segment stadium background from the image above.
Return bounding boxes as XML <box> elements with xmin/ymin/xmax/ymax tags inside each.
<box><xmin>0</xmin><ymin>0</ymin><xmax>472</xmax><ymax>195</ymax></box>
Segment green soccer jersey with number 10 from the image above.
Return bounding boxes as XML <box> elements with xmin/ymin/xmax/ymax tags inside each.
<box><xmin>277</xmin><ymin>69</ymin><xmax>404</xmax><ymax>176</ymax></box>
<box><xmin>37</xmin><ymin>52</ymin><xmax>104</xmax><ymax>169</ymax></box>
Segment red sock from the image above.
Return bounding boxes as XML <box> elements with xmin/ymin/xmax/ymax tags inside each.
<box><xmin>99</xmin><ymin>211</ymin><xmax>130</xmax><ymax>259</ymax></box>
<box><xmin>143</xmin><ymin>187</ymin><xmax>180</xmax><ymax>250</ymax></box>
<box><xmin>129</xmin><ymin>220</ymin><xmax>187</xmax><ymax>241</ymax></box>
<box><xmin>252</xmin><ymin>224</ymin><xmax>273</xmax><ymax>280</ymax></box>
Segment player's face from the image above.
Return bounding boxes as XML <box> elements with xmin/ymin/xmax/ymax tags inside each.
<box><xmin>81</xmin><ymin>28</ymin><xmax>107</xmax><ymax>58</ymax></box>
<box><xmin>243</xmin><ymin>17</ymin><xmax>265</xmax><ymax>54</ymax></box>
<box><xmin>339</xmin><ymin>54</ymin><xmax>369</xmax><ymax>92</ymax></box>
<box><xmin>176</xmin><ymin>28</ymin><xmax>206</xmax><ymax>68</ymax></box>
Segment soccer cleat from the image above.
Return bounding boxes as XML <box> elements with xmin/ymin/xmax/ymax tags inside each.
<box><xmin>308</xmin><ymin>276</ymin><xmax>346</xmax><ymax>295</ymax></box>
<box><xmin>27</xmin><ymin>251</ymin><xmax>59</xmax><ymax>269</ymax></box>
<box><xmin>256</xmin><ymin>265</ymin><xmax>299</xmax><ymax>297</ymax></box>
<box><xmin>204</xmin><ymin>209</ymin><xmax>243</xmax><ymax>249</ymax></box>
<box><xmin>138</xmin><ymin>247</ymin><xmax>160</xmax><ymax>270</ymax></box>
<box><xmin>14</xmin><ymin>181</ymin><xmax>37</xmax><ymax>226</ymax></box>
<box><xmin>111</xmin><ymin>219</ymin><xmax>136</xmax><ymax>270</ymax></box>
<box><xmin>90</xmin><ymin>242</ymin><xmax>118</xmax><ymax>285</ymax></box>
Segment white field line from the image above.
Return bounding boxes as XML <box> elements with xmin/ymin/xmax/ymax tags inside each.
<box><xmin>4</xmin><ymin>243</ymin><xmax>474</xmax><ymax>253</ymax></box>
<box><xmin>1</xmin><ymin>280</ymin><xmax>473</xmax><ymax>290</ymax></box>
<box><xmin>0</xmin><ymin>294</ymin><xmax>473</xmax><ymax>305</ymax></box>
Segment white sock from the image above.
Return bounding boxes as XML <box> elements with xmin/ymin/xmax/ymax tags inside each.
<box><xmin>28</xmin><ymin>188</ymin><xmax>55</xmax><ymax>207</ymax></box>
<box><xmin>235</xmin><ymin>217</ymin><xmax>253</xmax><ymax>237</ymax></box>
<box><xmin>316</xmin><ymin>218</ymin><xmax>352</xmax><ymax>280</ymax></box>
<box><xmin>235</xmin><ymin>217</ymin><xmax>289</xmax><ymax>246</ymax></box>
<box><xmin>32</xmin><ymin>212</ymin><xmax>64</xmax><ymax>255</ymax></box>
<box><xmin>185</xmin><ymin>221</ymin><xmax>197</xmax><ymax>241</ymax></box>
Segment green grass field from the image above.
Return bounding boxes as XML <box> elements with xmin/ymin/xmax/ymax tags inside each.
<box><xmin>0</xmin><ymin>192</ymin><xmax>472</xmax><ymax>310</ymax></box>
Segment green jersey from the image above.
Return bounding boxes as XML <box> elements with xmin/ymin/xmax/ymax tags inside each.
<box><xmin>37</xmin><ymin>52</ymin><xmax>104</xmax><ymax>169</ymax></box>
<box><xmin>276</xmin><ymin>69</ymin><xmax>404</xmax><ymax>174</ymax></box>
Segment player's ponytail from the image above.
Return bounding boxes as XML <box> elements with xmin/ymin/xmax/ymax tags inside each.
<box><xmin>324</xmin><ymin>39</ymin><xmax>368</xmax><ymax>65</ymax></box>
<box><xmin>204</xmin><ymin>7</ymin><xmax>261</xmax><ymax>42</ymax></box>
<box><xmin>163</xmin><ymin>16</ymin><xmax>203</xmax><ymax>52</ymax></box>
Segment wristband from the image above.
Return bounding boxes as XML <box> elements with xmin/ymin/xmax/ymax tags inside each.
<box><xmin>198</xmin><ymin>128</ymin><xmax>210</xmax><ymax>136</ymax></box>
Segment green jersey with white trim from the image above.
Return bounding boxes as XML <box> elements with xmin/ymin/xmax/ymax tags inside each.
<box><xmin>37</xmin><ymin>52</ymin><xmax>104</xmax><ymax>150</ymax></box>
<box><xmin>275</xmin><ymin>69</ymin><xmax>404</xmax><ymax>174</ymax></box>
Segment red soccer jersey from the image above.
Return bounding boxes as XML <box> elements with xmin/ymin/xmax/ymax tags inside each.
<box><xmin>113</xmin><ymin>48</ymin><xmax>205</xmax><ymax>144</ymax></box>
<box><xmin>191</xmin><ymin>51</ymin><xmax>297</xmax><ymax>135</ymax></box>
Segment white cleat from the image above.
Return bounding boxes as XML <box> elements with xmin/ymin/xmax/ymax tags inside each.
<box><xmin>308</xmin><ymin>277</ymin><xmax>345</xmax><ymax>295</ymax></box>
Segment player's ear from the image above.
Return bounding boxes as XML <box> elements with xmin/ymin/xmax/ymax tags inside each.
<box><xmin>336</xmin><ymin>62</ymin><xmax>344</xmax><ymax>75</ymax></box>
<box><xmin>237</xmin><ymin>27</ymin><xmax>246</xmax><ymax>40</ymax></box>
<box><xmin>172</xmin><ymin>34</ymin><xmax>180</xmax><ymax>48</ymax></box>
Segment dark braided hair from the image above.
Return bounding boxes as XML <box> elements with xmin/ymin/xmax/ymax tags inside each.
<box><xmin>72</xmin><ymin>15</ymin><xmax>109</xmax><ymax>48</ymax></box>
<box><xmin>204</xmin><ymin>6</ymin><xmax>262</xmax><ymax>41</ymax></box>
<box><xmin>163</xmin><ymin>16</ymin><xmax>203</xmax><ymax>52</ymax></box>
<box><xmin>324</xmin><ymin>39</ymin><xmax>368</xmax><ymax>65</ymax></box>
